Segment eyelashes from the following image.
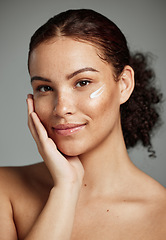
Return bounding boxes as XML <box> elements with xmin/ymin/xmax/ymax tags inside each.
<box><xmin>75</xmin><ymin>80</ymin><xmax>91</xmax><ymax>88</ymax></box>
<box><xmin>36</xmin><ymin>85</ymin><xmax>53</xmax><ymax>93</ymax></box>
<box><xmin>35</xmin><ymin>79</ymin><xmax>92</xmax><ymax>93</ymax></box>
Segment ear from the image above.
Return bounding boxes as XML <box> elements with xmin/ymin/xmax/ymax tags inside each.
<box><xmin>119</xmin><ymin>65</ymin><xmax>135</xmax><ymax>104</ymax></box>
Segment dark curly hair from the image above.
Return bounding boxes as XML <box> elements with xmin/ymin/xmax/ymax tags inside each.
<box><xmin>28</xmin><ymin>9</ymin><xmax>162</xmax><ymax>157</ymax></box>
<box><xmin>121</xmin><ymin>53</ymin><xmax>162</xmax><ymax>157</ymax></box>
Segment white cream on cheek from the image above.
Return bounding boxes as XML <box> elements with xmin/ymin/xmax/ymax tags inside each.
<box><xmin>90</xmin><ymin>85</ymin><xmax>105</xmax><ymax>99</ymax></box>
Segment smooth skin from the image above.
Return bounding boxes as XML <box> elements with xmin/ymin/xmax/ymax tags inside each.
<box><xmin>0</xmin><ymin>37</ymin><xmax>166</xmax><ymax>240</ymax></box>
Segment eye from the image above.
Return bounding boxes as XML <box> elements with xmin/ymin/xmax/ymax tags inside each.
<box><xmin>36</xmin><ymin>85</ymin><xmax>53</xmax><ymax>92</ymax></box>
<box><xmin>76</xmin><ymin>80</ymin><xmax>91</xmax><ymax>88</ymax></box>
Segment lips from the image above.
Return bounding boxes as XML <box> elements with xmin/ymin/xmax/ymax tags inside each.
<box><xmin>53</xmin><ymin>123</ymin><xmax>86</xmax><ymax>136</ymax></box>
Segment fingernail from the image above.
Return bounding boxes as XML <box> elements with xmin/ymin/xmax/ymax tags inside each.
<box><xmin>27</xmin><ymin>94</ymin><xmax>33</xmax><ymax>99</ymax></box>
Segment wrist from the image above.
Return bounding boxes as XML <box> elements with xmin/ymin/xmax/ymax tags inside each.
<box><xmin>51</xmin><ymin>182</ymin><xmax>81</xmax><ymax>200</ymax></box>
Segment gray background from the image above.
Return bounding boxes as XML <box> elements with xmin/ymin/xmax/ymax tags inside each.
<box><xmin>0</xmin><ymin>0</ymin><xmax>166</xmax><ymax>187</ymax></box>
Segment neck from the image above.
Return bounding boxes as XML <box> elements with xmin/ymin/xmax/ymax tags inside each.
<box><xmin>78</xmin><ymin>125</ymin><xmax>134</xmax><ymax>196</ymax></box>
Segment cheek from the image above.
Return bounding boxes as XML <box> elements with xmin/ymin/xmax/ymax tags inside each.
<box><xmin>84</xmin><ymin>88</ymin><xmax>120</xmax><ymax>121</ymax></box>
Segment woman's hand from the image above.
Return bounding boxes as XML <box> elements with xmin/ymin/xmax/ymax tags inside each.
<box><xmin>25</xmin><ymin>94</ymin><xmax>84</xmax><ymax>239</ymax></box>
<box><xmin>26</xmin><ymin>94</ymin><xmax>84</xmax><ymax>189</ymax></box>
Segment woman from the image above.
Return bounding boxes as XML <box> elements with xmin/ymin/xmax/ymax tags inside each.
<box><xmin>0</xmin><ymin>9</ymin><xmax>166</xmax><ymax>239</ymax></box>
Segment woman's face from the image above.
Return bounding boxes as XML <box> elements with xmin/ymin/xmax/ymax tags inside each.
<box><xmin>29</xmin><ymin>37</ymin><xmax>122</xmax><ymax>156</ymax></box>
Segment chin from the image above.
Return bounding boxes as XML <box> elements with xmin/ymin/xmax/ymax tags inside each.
<box><xmin>58</xmin><ymin>149</ymin><xmax>81</xmax><ymax>157</ymax></box>
<box><xmin>57</xmin><ymin>145</ymin><xmax>83</xmax><ymax>157</ymax></box>
<box><xmin>53</xmin><ymin>137</ymin><xmax>87</xmax><ymax>157</ymax></box>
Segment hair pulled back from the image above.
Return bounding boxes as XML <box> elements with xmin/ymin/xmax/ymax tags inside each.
<box><xmin>28</xmin><ymin>9</ymin><xmax>162</xmax><ymax>156</ymax></box>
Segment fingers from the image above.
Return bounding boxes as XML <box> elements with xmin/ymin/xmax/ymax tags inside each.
<box><xmin>26</xmin><ymin>94</ymin><xmax>49</xmax><ymax>146</ymax></box>
<box><xmin>26</xmin><ymin>94</ymin><xmax>39</xmax><ymax>142</ymax></box>
<box><xmin>30</xmin><ymin>112</ymin><xmax>48</xmax><ymax>144</ymax></box>
<box><xmin>27</xmin><ymin>94</ymin><xmax>34</xmax><ymax>114</ymax></box>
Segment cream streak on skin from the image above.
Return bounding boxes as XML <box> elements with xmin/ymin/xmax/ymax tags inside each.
<box><xmin>90</xmin><ymin>85</ymin><xmax>105</xmax><ymax>99</ymax></box>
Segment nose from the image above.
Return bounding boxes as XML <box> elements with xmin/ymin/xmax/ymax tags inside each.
<box><xmin>53</xmin><ymin>91</ymin><xmax>76</xmax><ymax>117</ymax></box>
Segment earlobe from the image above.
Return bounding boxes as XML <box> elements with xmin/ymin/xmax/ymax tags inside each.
<box><xmin>119</xmin><ymin>66</ymin><xmax>135</xmax><ymax>104</ymax></box>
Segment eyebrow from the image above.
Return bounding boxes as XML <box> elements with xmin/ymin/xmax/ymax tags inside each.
<box><xmin>67</xmin><ymin>67</ymin><xmax>99</xmax><ymax>79</ymax></box>
<box><xmin>31</xmin><ymin>76</ymin><xmax>51</xmax><ymax>83</ymax></box>
<box><xmin>31</xmin><ymin>67</ymin><xmax>99</xmax><ymax>83</ymax></box>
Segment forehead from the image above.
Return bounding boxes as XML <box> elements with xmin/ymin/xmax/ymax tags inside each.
<box><xmin>29</xmin><ymin>37</ymin><xmax>113</xmax><ymax>77</ymax></box>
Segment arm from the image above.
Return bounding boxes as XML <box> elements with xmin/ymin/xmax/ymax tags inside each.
<box><xmin>24</xmin><ymin>182</ymin><xmax>80</xmax><ymax>240</ymax></box>
<box><xmin>0</xmin><ymin>173</ymin><xmax>18</xmax><ymax>240</ymax></box>
<box><xmin>24</xmin><ymin>95</ymin><xmax>84</xmax><ymax>240</ymax></box>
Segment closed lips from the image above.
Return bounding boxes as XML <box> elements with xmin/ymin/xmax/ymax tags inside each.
<box><xmin>52</xmin><ymin>123</ymin><xmax>86</xmax><ymax>136</ymax></box>
<box><xmin>53</xmin><ymin>123</ymin><xmax>86</xmax><ymax>130</ymax></box>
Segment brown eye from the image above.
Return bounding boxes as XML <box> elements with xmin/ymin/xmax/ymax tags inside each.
<box><xmin>37</xmin><ymin>85</ymin><xmax>53</xmax><ymax>92</ymax></box>
<box><xmin>76</xmin><ymin>80</ymin><xmax>90</xmax><ymax>87</ymax></box>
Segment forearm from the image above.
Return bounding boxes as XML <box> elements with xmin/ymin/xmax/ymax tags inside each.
<box><xmin>26</xmin><ymin>96</ymin><xmax>84</xmax><ymax>239</ymax></box>
<box><xmin>24</xmin><ymin>184</ymin><xmax>79</xmax><ymax>240</ymax></box>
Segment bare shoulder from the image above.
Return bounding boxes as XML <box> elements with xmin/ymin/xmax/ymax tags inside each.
<box><xmin>0</xmin><ymin>165</ymin><xmax>29</xmax><ymax>240</ymax></box>
<box><xmin>0</xmin><ymin>165</ymin><xmax>25</xmax><ymax>194</ymax></box>
<box><xmin>0</xmin><ymin>163</ymin><xmax>52</xmax><ymax>239</ymax></box>
<box><xmin>132</xmin><ymin>167</ymin><xmax>166</xmax><ymax>238</ymax></box>
<box><xmin>145</xmin><ymin>177</ymin><xmax>166</xmax><ymax>238</ymax></box>
<box><xmin>131</xmin><ymin>165</ymin><xmax>166</xmax><ymax>207</ymax></box>
<box><xmin>0</xmin><ymin>162</ymin><xmax>52</xmax><ymax>195</ymax></box>
<box><xmin>0</xmin><ymin>163</ymin><xmax>39</xmax><ymax>188</ymax></box>
<box><xmin>137</xmin><ymin>167</ymin><xmax>166</xmax><ymax>201</ymax></box>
